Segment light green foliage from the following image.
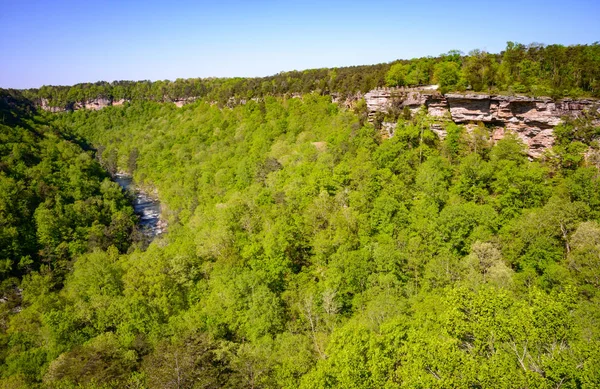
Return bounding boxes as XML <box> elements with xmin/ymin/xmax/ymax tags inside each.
<box><xmin>551</xmin><ymin>109</ymin><xmax>600</xmax><ymax>171</ymax></box>
<box><xmin>385</xmin><ymin>63</ymin><xmax>410</xmax><ymax>87</ymax></box>
<box><xmin>463</xmin><ymin>49</ymin><xmax>499</xmax><ymax>91</ymax></box>
<box><xmin>464</xmin><ymin>241</ymin><xmax>513</xmax><ymax>287</ymax></box>
<box><xmin>433</xmin><ymin>61</ymin><xmax>462</xmax><ymax>92</ymax></box>
<box><xmin>25</xmin><ymin>42</ymin><xmax>600</xmax><ymax>115</ymax></box>
<box><xmin>568</xmin><ymin>221</ymin><xmax>600</xmax><ymax>290</ymax></box>
<box><xmin>385</xmin><ymin>59</ymin><xmax>434</xmax><ymax>88</ymax></box>
<box><xmin>2</xmin><ymin>87</ymin><xmax>600</xmax><ymax>388</ymax></box>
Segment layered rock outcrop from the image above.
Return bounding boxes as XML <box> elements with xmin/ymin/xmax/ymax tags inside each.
<box><xmin>40</xmin><ymin>97</ymin><xmax>118</xmax><ymax>112</ymax></box>
<box><xmin>37</xmin><ymin>86</ymin><xmax>598</xmax><ymax>157</ymax></box>
<box><xmin>364</xmin><ymin>86</ymin><xmax>438</xmax><ymax>118</ymax></box>
<box><xmin>445</xmin><ymin>94</ymin><xmax>598</xmax><ymax>156</ymax></box>
<box><xmin>173</xmin><ymin>97</ymin><xmax>198</xmax><ymax>107</ymax></box>
<box><xmin>362</xmin><ymin>87</ymin><xmax>599</xmax><ymax>157</ymax></box>
<box><xmin>39</xmin><ymin>98</ymin><xmax>68</xmax><ymax>113</ymax></box>
<box><xmin>76</xmin><ymin>97</ymin><xmax>112</xmax><ymax>110</ymax></box>
<box><xmin>39</xmin><ymin>96</ymin><xmax>199</xmax><ymax>111</ymax></box>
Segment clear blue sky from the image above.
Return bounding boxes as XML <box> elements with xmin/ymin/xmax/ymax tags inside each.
<box><xmin>1</xmin><ymin>0</ymin><xmax>599</xmax><ymax>89</ymax></box>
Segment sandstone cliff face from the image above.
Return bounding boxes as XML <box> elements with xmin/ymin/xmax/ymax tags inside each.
<box><xmin>39</xmin><ymin>96</ymin><xmax>201</xmax><ymax>110</ymax></box>
<box><xmin>37</xmin><ymin>88</ymin><xmax>598</xmax><ymax>157</ymax></box>
<box><xmin>363</xmin><ymin>86</ymin><xmax>435</xmax><ymax>118</ymax></box>
<box><xmin>362</xmin><ymin>88</ymin><xmax>599</xmax><ymax>157</ymax></box>
<box><xmin>40</xmin><ymin>97</ymin><xmax>122</xmax><ymax>112</ymax></box>
<box><xmin>40</xmin><ymin>98</ymin><xmax>67</xmax><ymax>113</ymax></box>
<box><xmin>77</xmin><ymin>97</ymin><xmax>112</xmax><ymax>111</ymax></box>
<box><xmin>172</xmin><ymin>97</ymin><xmax>198</xmax><ymax>107</ymax></box>
<box><xmin>444</xmin><ymin>94</ymin><xmax>599</xmax><ymax>155</ymax></box>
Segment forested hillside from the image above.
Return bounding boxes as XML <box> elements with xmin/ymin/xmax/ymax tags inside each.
<box><xmin>0</xmin><ymin>90</ymin><xmax>139</xmax><ymax>386</ymax></box>
<box><xmin>1</xmin><ymin>87</ymin><xmax>600</xmax><ymax>388</ymax></box>
<box><xmin>0</xmin><ymin>90</ymin><xmax>137</xmax><ymax>279</ymax></box>
<box><xmin>21</xmin><ymin>42</ymin><xmax>600</xmax><ymax>110</ymax></box>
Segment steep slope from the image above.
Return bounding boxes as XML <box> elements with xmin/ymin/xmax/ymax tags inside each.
<box><xmin>363</xmin><ymin>87</ymin><xmax>600</xmax><ymax>157</ymax></box>
<box><xmin>2</xmin><ymin>95</ymin><xmax>598</xmax><ymax>387</ymax></box>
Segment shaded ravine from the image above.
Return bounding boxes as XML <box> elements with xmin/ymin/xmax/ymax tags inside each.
<box><xmin>114</xmin><ymin>173</ymin><xmax>166</xmax><ymax>239</ymax></box>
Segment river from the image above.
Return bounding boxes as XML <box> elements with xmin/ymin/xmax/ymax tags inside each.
<box><xmin>114</xmin><ymin>173</ymin><xmax>165</xmax><ymax>239</ymax></box>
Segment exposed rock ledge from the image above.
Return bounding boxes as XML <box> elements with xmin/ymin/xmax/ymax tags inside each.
<box><xmin>39</xmin><ymin>97</ymin><xmax>197</xmax><ymax>111</ymax></box>
<box><xmin>40</xmin><ymin>97</ymin><xmax>115</xmax><ymax>111</ymax></box>
<box><xmin>362</xmin><ymin>87</ymin><xmax>599</xmax><ymax>157</ymax></box>
<box><xmin>38</xmin><ymin>88</ymin><xmax>598</xmax><ymax>157</ymax></box>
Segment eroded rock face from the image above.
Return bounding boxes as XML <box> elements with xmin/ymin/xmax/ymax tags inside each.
<box><xmin>446</xmin><ymin>94</ymin><xmax>599</xmax><ymax>156</ymax></box>
<box><xmin>359</xmin><ymin>87</ymin><xmax>599</xmax><ymax>157</ymax></box>
<box><xmin>36</xmin><ymin>86</ymin><xmax>598</xmax><ymax>158</ymax></box>
<box><xmin>331</xmin><ymin>92</ymin><xmax>362</xmax><ymax>109</ymax></box>
<box><xmin>426</xmin><ymin>96</ymin><xmax>449</xmax><ymax>118</ymax></box>
<box><xmin>364</xmin><ymin>87</ymin><xmax>434</xmax><ymax>119</ymax></box>
<box><xmin>40</xmin><ymin>98</ymin><xmax>67</xmax><ymax>113</ymax></box>
<box><xmin>40</xmin><ymin>97</ymin><xmax>127</xmax><ymax>112</ymax></box>
<box><xmin>173</xmin><ymin>97</ymin><xmax>197</xmax><ymax>107</ymax></box>
<box><xmin>445</xmin><ymin>94</ymin><xmax>495</xmax><ymax>122</ymax></box>
<box><xmin>78</xmin><ymin>98</ymin><xmax>112</xmax><ymax>111</ymax></box>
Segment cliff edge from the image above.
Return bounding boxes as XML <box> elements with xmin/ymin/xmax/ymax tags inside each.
<box><xmin>363</xmin><ymin>87</ymin><xmax>600</xmax><ymax>157</ymax></box>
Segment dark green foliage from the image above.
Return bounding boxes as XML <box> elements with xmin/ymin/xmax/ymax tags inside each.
<box><xmin>0</xmin><ymin>97</ymin><xmax>136</xmax><ymax>281</ymax></box>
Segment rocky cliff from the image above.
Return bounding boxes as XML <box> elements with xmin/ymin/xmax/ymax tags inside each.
<box><xmin>40</xmin><ymin>97</ymin><xmax>114</xmax><ymax>112</ymax></box>
<box><xmin>39</xmin><ymin>96</ymin><xmax>198</xmax><ymax>111</ymax></box>
<box><xmin>363</xmin><ymin>87</ymin><xmax>600</xmax><ymax>157</ymax></box>
<box><xmin>38</xmin><ymin>87</ymin><xmax>598</xmax><ymax>157</ymax></box>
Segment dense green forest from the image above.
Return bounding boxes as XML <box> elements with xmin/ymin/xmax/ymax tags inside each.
<box><xmin>1</xmin><ymin>78</ymin><xmax>600</xmax><ymax>388</ymax></box>
<box><xmin>19</xmin><ymin>42</ymin><xmax>600</xmax><ymax>110</ymax></box>
<box><xmin>0</xmin><ymin>90</ymin><xmax>137</xmax><ymax>279</ymax></box>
